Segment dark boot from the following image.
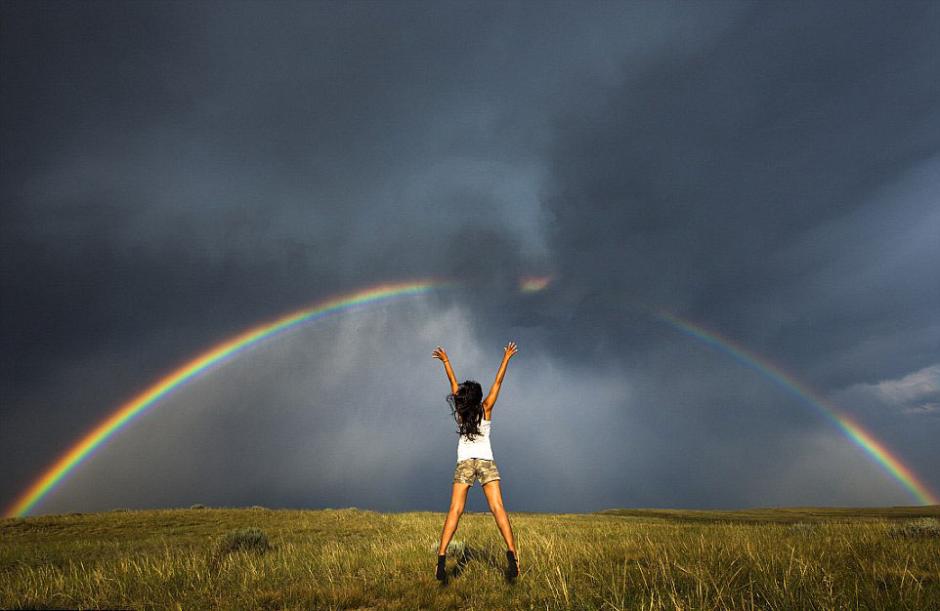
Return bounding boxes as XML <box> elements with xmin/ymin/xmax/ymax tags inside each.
<box><xmin>436</xmin><ymin>554</ymin><xmax>447</xmax><ymax>581</ymax></box>
<box><xmin>506</xmin><ymin>550</ymin><xmax>518</xmax><ymax>580</ymax></box>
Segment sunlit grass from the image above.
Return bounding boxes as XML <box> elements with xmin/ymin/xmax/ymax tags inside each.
<box><xmin>1</xmin><ymin>505</ymin><xmax>938</xmax><ymax>609</ymax></box>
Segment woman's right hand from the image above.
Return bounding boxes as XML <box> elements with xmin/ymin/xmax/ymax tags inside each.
<box><xmin>503</xmin><ymin>341</ymin><xmax>518</xmax><ymax>360</ymax></box>
<box><xmin>432</xmin><ymin>346</ymin><xmax>449</xmax><ymax>362</ymax></box>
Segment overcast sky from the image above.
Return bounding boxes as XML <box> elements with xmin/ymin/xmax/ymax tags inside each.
<box><xmin>2</xmin><ymin>1</ymin><xmax>938</xmax><ymax>516</ymax></box>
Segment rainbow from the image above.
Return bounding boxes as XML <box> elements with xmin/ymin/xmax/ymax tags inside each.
<box><xmin>656</xmin><ymin>310</ymin><xmax>939</xmax><ymax>505</ymax></box>
<box><xmin>519</xmin><ymin>274</ymin><xmax>553</xmax><ymax>293</ymax></box>
<box><xmin>9</xmin><ymin>277</ymin><xmax>935</xmax><ymax>516</ymax></box>
<box><xmin>6</xmin><ymin>278</ymin><xmax>458</xmax><ymax>518</ymax></box>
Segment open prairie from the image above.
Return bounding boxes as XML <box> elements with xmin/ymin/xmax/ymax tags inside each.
<box><xmin>2</xmin><ymin>505</ymin><xmax>938</xmax><ymax>610</ymax></box>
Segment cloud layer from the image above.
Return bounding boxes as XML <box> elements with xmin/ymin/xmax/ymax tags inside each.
<box><xmin>2</xmin><ymin>1</ymin><xmax>938</xmax><ymax>514</ymax></box>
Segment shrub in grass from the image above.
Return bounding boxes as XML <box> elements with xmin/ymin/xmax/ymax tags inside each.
<box><xmin>888</xmin><ymin>517</ymin><xmax>940</xmax><ymax>539</ymax></box>
<box><xmin>448</xmin><ymin>540</ymin><xmax>467</xmax><ymax>557</ymax></box>
<box><xmin>249</xmin><ymin>505</ymin><xmax>268</xmax><ymax>510</ymax></box>
<box><xmin>428</xmin><ymin>540</ymin><xmax>467</xmax><ymax>557</ymax></box>
<box><xmin>214</xmin><ymin>527</ymin><xmax>270</xmax><ymax>557</ymax></box>
<box><xmin>190</xmin><ymin>503</ymin><xmax>207</xmax><ymax>509</ymax></box>
<box><xmin>788</xmin><ymin>522</ymin><xmax>818</xmax><ymax>536</ymax></box>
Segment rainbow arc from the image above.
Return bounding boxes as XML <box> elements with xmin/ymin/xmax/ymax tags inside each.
<box><xmin>6</xmin><ymin>279</ymin><xmax>456</xmax><ymax>517</ymax></box>
<box><xmin>655</xmin><ymin>310</ymin><xmax>938</xmax><ymax>505</ymax></box>
<box><xmin>6</xmin><ymin>277</ymin><xmax>935</xmax><ymax>517</ymax></box>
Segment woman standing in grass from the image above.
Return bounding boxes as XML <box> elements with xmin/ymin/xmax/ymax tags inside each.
<box><xmin>432</xmin><ymin>342</ymin><xmax>519</xmax><ymax>582</ymax></box>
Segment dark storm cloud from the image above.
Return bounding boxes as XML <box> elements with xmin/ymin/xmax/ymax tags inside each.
<box><xmin>532</xmin><ymin>1</ymin><xmax>940</xmax><ymax>505</ymax></box>
<box><xmin>540</xmin><ymin>1</ymin><xmax>940</xmax><ymax>368</ymax></box>
<box><xmin>2</xmin><ymin>1</ymin><xmax>938</xmax><ymax>514</ymax></box>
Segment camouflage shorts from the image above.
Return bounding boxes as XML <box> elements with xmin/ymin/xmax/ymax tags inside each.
<box><xmin>453</xmin><ymin>458</ymin><xmax>501</xmax><ymax>487</ymax></box>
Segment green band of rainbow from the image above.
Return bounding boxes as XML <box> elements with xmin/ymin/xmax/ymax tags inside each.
<box><xmin>6</xmin><ymin>278</ymin><xmax>457</xmax><ymax>518</ymax></box>
<box><xmin>656</xmin><ymin>310</ymin><xmax>938</xmax><ymax>505</ymax></box>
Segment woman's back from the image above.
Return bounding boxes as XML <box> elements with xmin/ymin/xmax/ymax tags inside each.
<box><xmin>456</xmin><ymin>415</ymin><xmax>493</xmax><ymax>461</ymax></box>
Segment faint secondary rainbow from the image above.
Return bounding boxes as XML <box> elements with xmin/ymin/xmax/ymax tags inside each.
<box><xmin>519</xmin><ymin>274</ymin><xmax>553</xmax><ymax>293</ymax></box>
<box><xmin>6</xmin><ymin>278</ymin><xmax>458</xmax><ymax>518</ymax></box>
<box><xmin>655</xmin><ymin>310</ymin><xmax>938</xmax><ymax>505</ymax></box>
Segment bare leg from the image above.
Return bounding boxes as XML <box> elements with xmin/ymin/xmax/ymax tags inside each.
<box><xmin>482</xmin><ymin>480</ymin><xmax>516</xmax><ymax>553</ymax></box>
<box><xmin>438</xmin><ymin>482</ymin><xmax>471</xmax><ymax>555</ymax></box>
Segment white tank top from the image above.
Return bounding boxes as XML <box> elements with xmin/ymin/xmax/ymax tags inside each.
<box><xmin>456</xmin><ymin>415</ymin><xmax>493</xmax><ymax>461</ymax></box>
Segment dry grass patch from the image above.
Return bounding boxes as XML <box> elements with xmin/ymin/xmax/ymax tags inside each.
<box><xmin>1</xmin><ymin>505</ymin><xmax>938</xmax><ymax>609</ymax></box>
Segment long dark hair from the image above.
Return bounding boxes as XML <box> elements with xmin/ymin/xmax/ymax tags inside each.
<box><xmin>447</xmin><ymin>380</ymin><xmax>484</xmax><ymax>441</ymax></box>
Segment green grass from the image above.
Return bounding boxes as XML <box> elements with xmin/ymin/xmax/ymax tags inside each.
<box><xmin>1</xmin><ymin>505</ymin><xmax>939</xmax><ymax>609</ymax></box>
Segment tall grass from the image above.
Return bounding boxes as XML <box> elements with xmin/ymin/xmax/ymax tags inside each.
<box><xmin>1</xmin><ymin>506</ymin><xmax>938</xmax><ymax>609</ymax></box>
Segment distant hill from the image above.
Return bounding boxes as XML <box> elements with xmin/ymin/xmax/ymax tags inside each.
<box><xmin>593</xmin><ymin>505</ymin><xmax>940</xmax><ymax>523</ymax></box>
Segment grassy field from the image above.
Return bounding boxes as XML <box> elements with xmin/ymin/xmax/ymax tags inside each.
<box><xmin>2</xmin><ymin>505</ymin><xmax>939</xmax><ymax>610</ymax></box>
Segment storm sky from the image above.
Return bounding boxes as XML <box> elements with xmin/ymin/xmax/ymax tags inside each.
<box><xmin>2</xmin><ymin>1</ymin><xmax>938</xmax><ymax>516</ymax></box>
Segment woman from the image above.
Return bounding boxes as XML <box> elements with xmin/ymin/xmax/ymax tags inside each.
<box><xmin>432</xmin><ymin>341</ymin><xmax>519</xmax><ymax>582</ymax></box>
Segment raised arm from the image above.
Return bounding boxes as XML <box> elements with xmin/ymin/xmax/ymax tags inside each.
<box><xmin>432</xmin><ymin>346</ymin><xmax>459</xmax><ymax>395</ymax></box>
<box><xmin>483</xmin><ymin>341</ymin><xmax>518</xmax><ymax>409</ymax></box>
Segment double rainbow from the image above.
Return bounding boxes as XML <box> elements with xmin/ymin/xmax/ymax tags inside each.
<box><xmin>6</xmin><ymin>277</ymin><xmax>935</xmax><ymax>517</ymax></box>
